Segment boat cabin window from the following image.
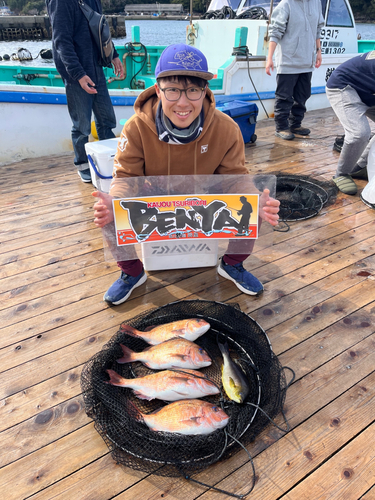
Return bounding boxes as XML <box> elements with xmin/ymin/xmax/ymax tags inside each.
<box><xmin>326</xmin><ymin>0</ymin><xmax>353</xmax><ymax>27</ymax></box>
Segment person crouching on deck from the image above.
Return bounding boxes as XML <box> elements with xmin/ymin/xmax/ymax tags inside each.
<box><xmin>92</xmin><ymin>43</ymin><xmax>280</xmax><ymax>305</ymax></box>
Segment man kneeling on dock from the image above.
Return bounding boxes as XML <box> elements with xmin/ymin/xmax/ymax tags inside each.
<box><xmin>92</xmin><ymin>44</ymin><xmax>280</xmax><ymax>305</ymax></box>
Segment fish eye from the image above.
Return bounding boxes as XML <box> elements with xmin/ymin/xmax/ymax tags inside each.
<box><xmin>212</xmin><ymin>406</ymin><xmax>219</xmax><ymax>412</ymax></box>
<box><xmin>199</xmin><ymin>348</ymin><xmax>204</xmax><ymax>353</ymax></box>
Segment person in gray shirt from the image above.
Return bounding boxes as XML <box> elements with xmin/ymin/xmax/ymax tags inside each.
<box><xmin>266</xmin><ymin>0</ymin><xmax>324</xmax><ymax>140</ymax></box>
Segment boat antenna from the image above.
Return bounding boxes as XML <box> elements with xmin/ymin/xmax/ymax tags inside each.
<box><xmin>265</xmin><ymin>0</ymin><xmax>274</xmax><ymax>41</ymax></box>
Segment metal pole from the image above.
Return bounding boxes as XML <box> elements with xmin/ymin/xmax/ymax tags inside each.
<box><xmin>266</xmin><ymin>0</ymin><xmax>274</xmax><ymax>40</ymax></box>
<box><xmin>190</xmin><ymin>0</ymin><xmax>193</xmax><ymax>25</ymax></box>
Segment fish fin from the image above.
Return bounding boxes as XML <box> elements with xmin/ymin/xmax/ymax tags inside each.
<box><xmin>105</xmin><ymin>369</ymin><xmax>127</xmax><ymax>386</ymax></box>
<box><xmin>144</xmin><ymin>325</ymin><xmax>156</xmax><ymax>332</ymax></box>
<box><xmin>142</xmin><ymin>345</ymin><xmax>153</xmax><ymax>353</ymax></box>
<box><xmin>117</xmin><ymin>344</ymin><xmax>135</xmax><ymax>364</ymax></box>
<box><xmin>170</xmin><ymin>357</ymin><xmax>189</xmax><ymax>369</ymax></box>
<box><xmin>170</xmin><ymin>376</ymin><xmax>190</xmax><ymax>383</ymax></box>
<box><xmin>187</xmin><ymin>417</ymin><xmax>201</xmax><ymax>426</ymax></box>
<box><xmin>173</xmin><ymin>390</ymin><xmax>190</xmax><ymax>396</ymax></box>
<box><xmin>229</xmin><ymin>377</ymin><xmax>237</xmax><ymax>389</ymax></box>
<box><xmin>133</xmin><ymin>390</ymin><xmax>153</xmax><ymax>401</ymax></box>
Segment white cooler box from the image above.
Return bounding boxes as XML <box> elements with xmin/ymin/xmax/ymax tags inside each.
<box><xmin>85</xmin><ymin>138</ymin><xmax>119</xmax><ymax>193</ymax></box>
<box><xmin>141</xmin><ymin>239</ymin><xmax>219</xmax><ymax>271</ymax></box>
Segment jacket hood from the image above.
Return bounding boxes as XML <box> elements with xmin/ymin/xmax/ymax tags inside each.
<box><xmin>133</xmin><ymin>85</ymin><xmax>217</xmax><ymax>138</ymax></box>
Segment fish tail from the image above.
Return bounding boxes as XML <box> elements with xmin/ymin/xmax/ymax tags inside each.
<box><xmin>105</xmin><ymin>369</ymin><xmax>128</xmax><ymax>387</ymax></box>
<box><xmin>120</xmin><ymin>324</ymin><xmax>141</xmax><ymax>338</ymax></box>
<box><xmin>218</xmin><ymin>341</ymin><xmax>229</xmax><ymax>356</ymax></box>
<box><xmin>117</xmin><ymin>344</ymin><xmax>136</xmax><ymax>364</ymax></box>
<box><xmin>127</xmin><ymin>399</ymin><xmax>144</xmax><ymax>422</ymax></box>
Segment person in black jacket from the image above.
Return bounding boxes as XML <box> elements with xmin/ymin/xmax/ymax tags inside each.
<box><xmin>46</xmin><ymin>0</ymin><xmax>124</xmax><ymax>183</ymax></box>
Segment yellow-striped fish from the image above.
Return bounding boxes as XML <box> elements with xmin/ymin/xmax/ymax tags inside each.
<box><xmin>218</xmin><ymin>341</ymin><xmax>250</xmax><ymax>403</ymax></box>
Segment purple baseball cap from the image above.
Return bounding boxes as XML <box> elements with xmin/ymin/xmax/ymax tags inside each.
<box><xmin>155</xmin><ymin>43</ymin><xmax>214</xmax><ymax>80</ymax></box>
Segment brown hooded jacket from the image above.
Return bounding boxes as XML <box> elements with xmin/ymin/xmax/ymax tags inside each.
<box><xmin>109</xmin><ymin>86</ymin><xmax>248</xmax><ymax>197</ymax></box>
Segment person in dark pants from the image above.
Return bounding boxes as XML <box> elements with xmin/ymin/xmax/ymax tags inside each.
<box><xmin>46</xmin><ymin>0</ymin><xmax>124</xmax><ymax>183</ymax></box>
<box><xmin>237</xmin><ymin>196</ymin><xmax>253</xmax><ymax>235</ymax></box>
<box><xmin>266</xmin><ymin>0</ymin><xmax>324</xmax><ymax>141</ymax></box>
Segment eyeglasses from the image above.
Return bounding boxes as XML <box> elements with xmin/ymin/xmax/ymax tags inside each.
<box><xmin>158</xmin><ymin>86</ymin><xmax>206</xmax><ymax>102</ymax></box>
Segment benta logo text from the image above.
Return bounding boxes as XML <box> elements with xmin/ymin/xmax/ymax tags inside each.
<box><xmin>120</xmin><ymin>197</ymin><xmax>242</xmax><ymax>242</ymax></box>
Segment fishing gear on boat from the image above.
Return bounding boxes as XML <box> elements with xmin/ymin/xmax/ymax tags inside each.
<box><xmin>12</xmin><ymin>72</ymin><xmax>62</xmax><ymax>84</ymax></box>
<box><xmin>231</xmin><ymin>45</ymin><xmax>269</xmax><ymax>119</ymax></box>
<box><xmin>124</xmin><ymin>41</ymin><xmax>148</xmax><ymax>89</ymax></box>
<box><xmin>13</xmin><ymin>73</ymin><xmax>38</xmax><ymax>83</ymax></box>
<box><xmin>200</xmin><ymin>6</ymin><xmax>236</xmax><ymax>19</ymax></box>
<box><xmin>10</xmin><ymin>48</ymin><xmax>33</xmax><ymax>61</ymax></box>
<box><xmin>2</xmin><ymin>47</ymin><xmax>53</xmax><ymax>62</ymax></box>
<box><xmin>201</xmin><ymin>6</ymin><xmax>269</xmax><ymax>20</ymax></box>
<box><xmin>236</xmin><ymin>6</ymin><xmax>268</xmax><ymax>19</ymax></box>
<box><xmin>38</xmin><ymin>48</ymin><xmax>53</xmax><ymax>59</ymax></box>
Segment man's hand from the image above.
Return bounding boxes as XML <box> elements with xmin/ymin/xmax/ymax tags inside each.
<box><xmin>79</xmin><ymin>75</ymin><xmax>97</xmax><ymax>94</ymax></box>
<box><xmin>265</xmin><ymin>57</ymin><xmax>274</xmax><ymax>76</ymax></box>
<box><xmin>92</xmin><ymin>191</ymin><xmax>114</xmax><ymax>227</ymax></box>
<box><xmin>265</xmin><ymin>41</ymin><xmax>277</xmax><ymax>76</ymax></box>
<box><xmin>315</xmin><ymin>50</ymin><xmax>322</xmax><ymax>68</ymax></box>
<box><xmin>112</xmin><ymin>57</ymin><xmax>124</xmax><ymax>78</ymax></box>
<box><xmin>259</xmin><ymin>188</ymin><xmax>280</xmax><ymax>226</ymax></box>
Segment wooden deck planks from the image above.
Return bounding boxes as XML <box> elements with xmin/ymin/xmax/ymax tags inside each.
<box><xmin>1</xmin><ymin>107</ymin><xmax>374</xmax><ymax>500</ymax></box>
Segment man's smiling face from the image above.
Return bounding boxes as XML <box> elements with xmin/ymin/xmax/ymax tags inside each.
<box><xmin>155</xmin><ymin>77</ymin><xmax>206</xmax><ymax>129</ymax></box>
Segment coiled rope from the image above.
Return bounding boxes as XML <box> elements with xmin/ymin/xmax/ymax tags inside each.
<box><xmin>201</xmin><ymin>6</ymin><xmax>268</xmax><ymax>20</ymax></box>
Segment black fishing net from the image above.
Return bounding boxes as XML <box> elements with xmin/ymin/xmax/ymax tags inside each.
<box><xmin>256</xmin><ymin>172</ymin><xmax>338</xmax><ymax>223</ymax></box>
<box><xmin>81</xmin><ymin>300</ymin><xmax>289</xmax><ymax>481</ymax></box>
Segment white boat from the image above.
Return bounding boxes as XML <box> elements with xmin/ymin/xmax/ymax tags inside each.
<box><xmin>0</xmin><ymin>3</ymin><xmax>11</xmax><ymax>16</ymax></box>
<box><xmin>0</xmin><ymin>0</ymin><xmax>373</xmax><ymax>165</ymax></box>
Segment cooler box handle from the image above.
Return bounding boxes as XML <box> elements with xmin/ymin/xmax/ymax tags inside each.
<box><xmin>87</xmin><ymin>154</ymin><xmax>113</xmax><ymax>179</ymax></box>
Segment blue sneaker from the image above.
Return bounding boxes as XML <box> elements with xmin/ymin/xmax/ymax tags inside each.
<box><xmin>217</xmin><ymin>259</ymin><xmax>263</xmax><ymax>296</ymax></box>
<box><xmin>104</xmin><ymin>270</ymin><xmax>147</xmax><ymax>305</ymax></box>
<box><xmin>77</xmin><ymin>168</ymin><xmax>92</xmax><ymax>183</ymax></box>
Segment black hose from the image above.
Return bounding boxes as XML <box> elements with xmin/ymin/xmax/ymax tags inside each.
<box><xmin>232</xmin><ymin>45</ymin><xmax>270</xmax><ymax>119</ymax></box>
<box><xmin>124</xmin><ymin>42</ymin><xmax>148</xmax><ymax>89</ymax></box>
